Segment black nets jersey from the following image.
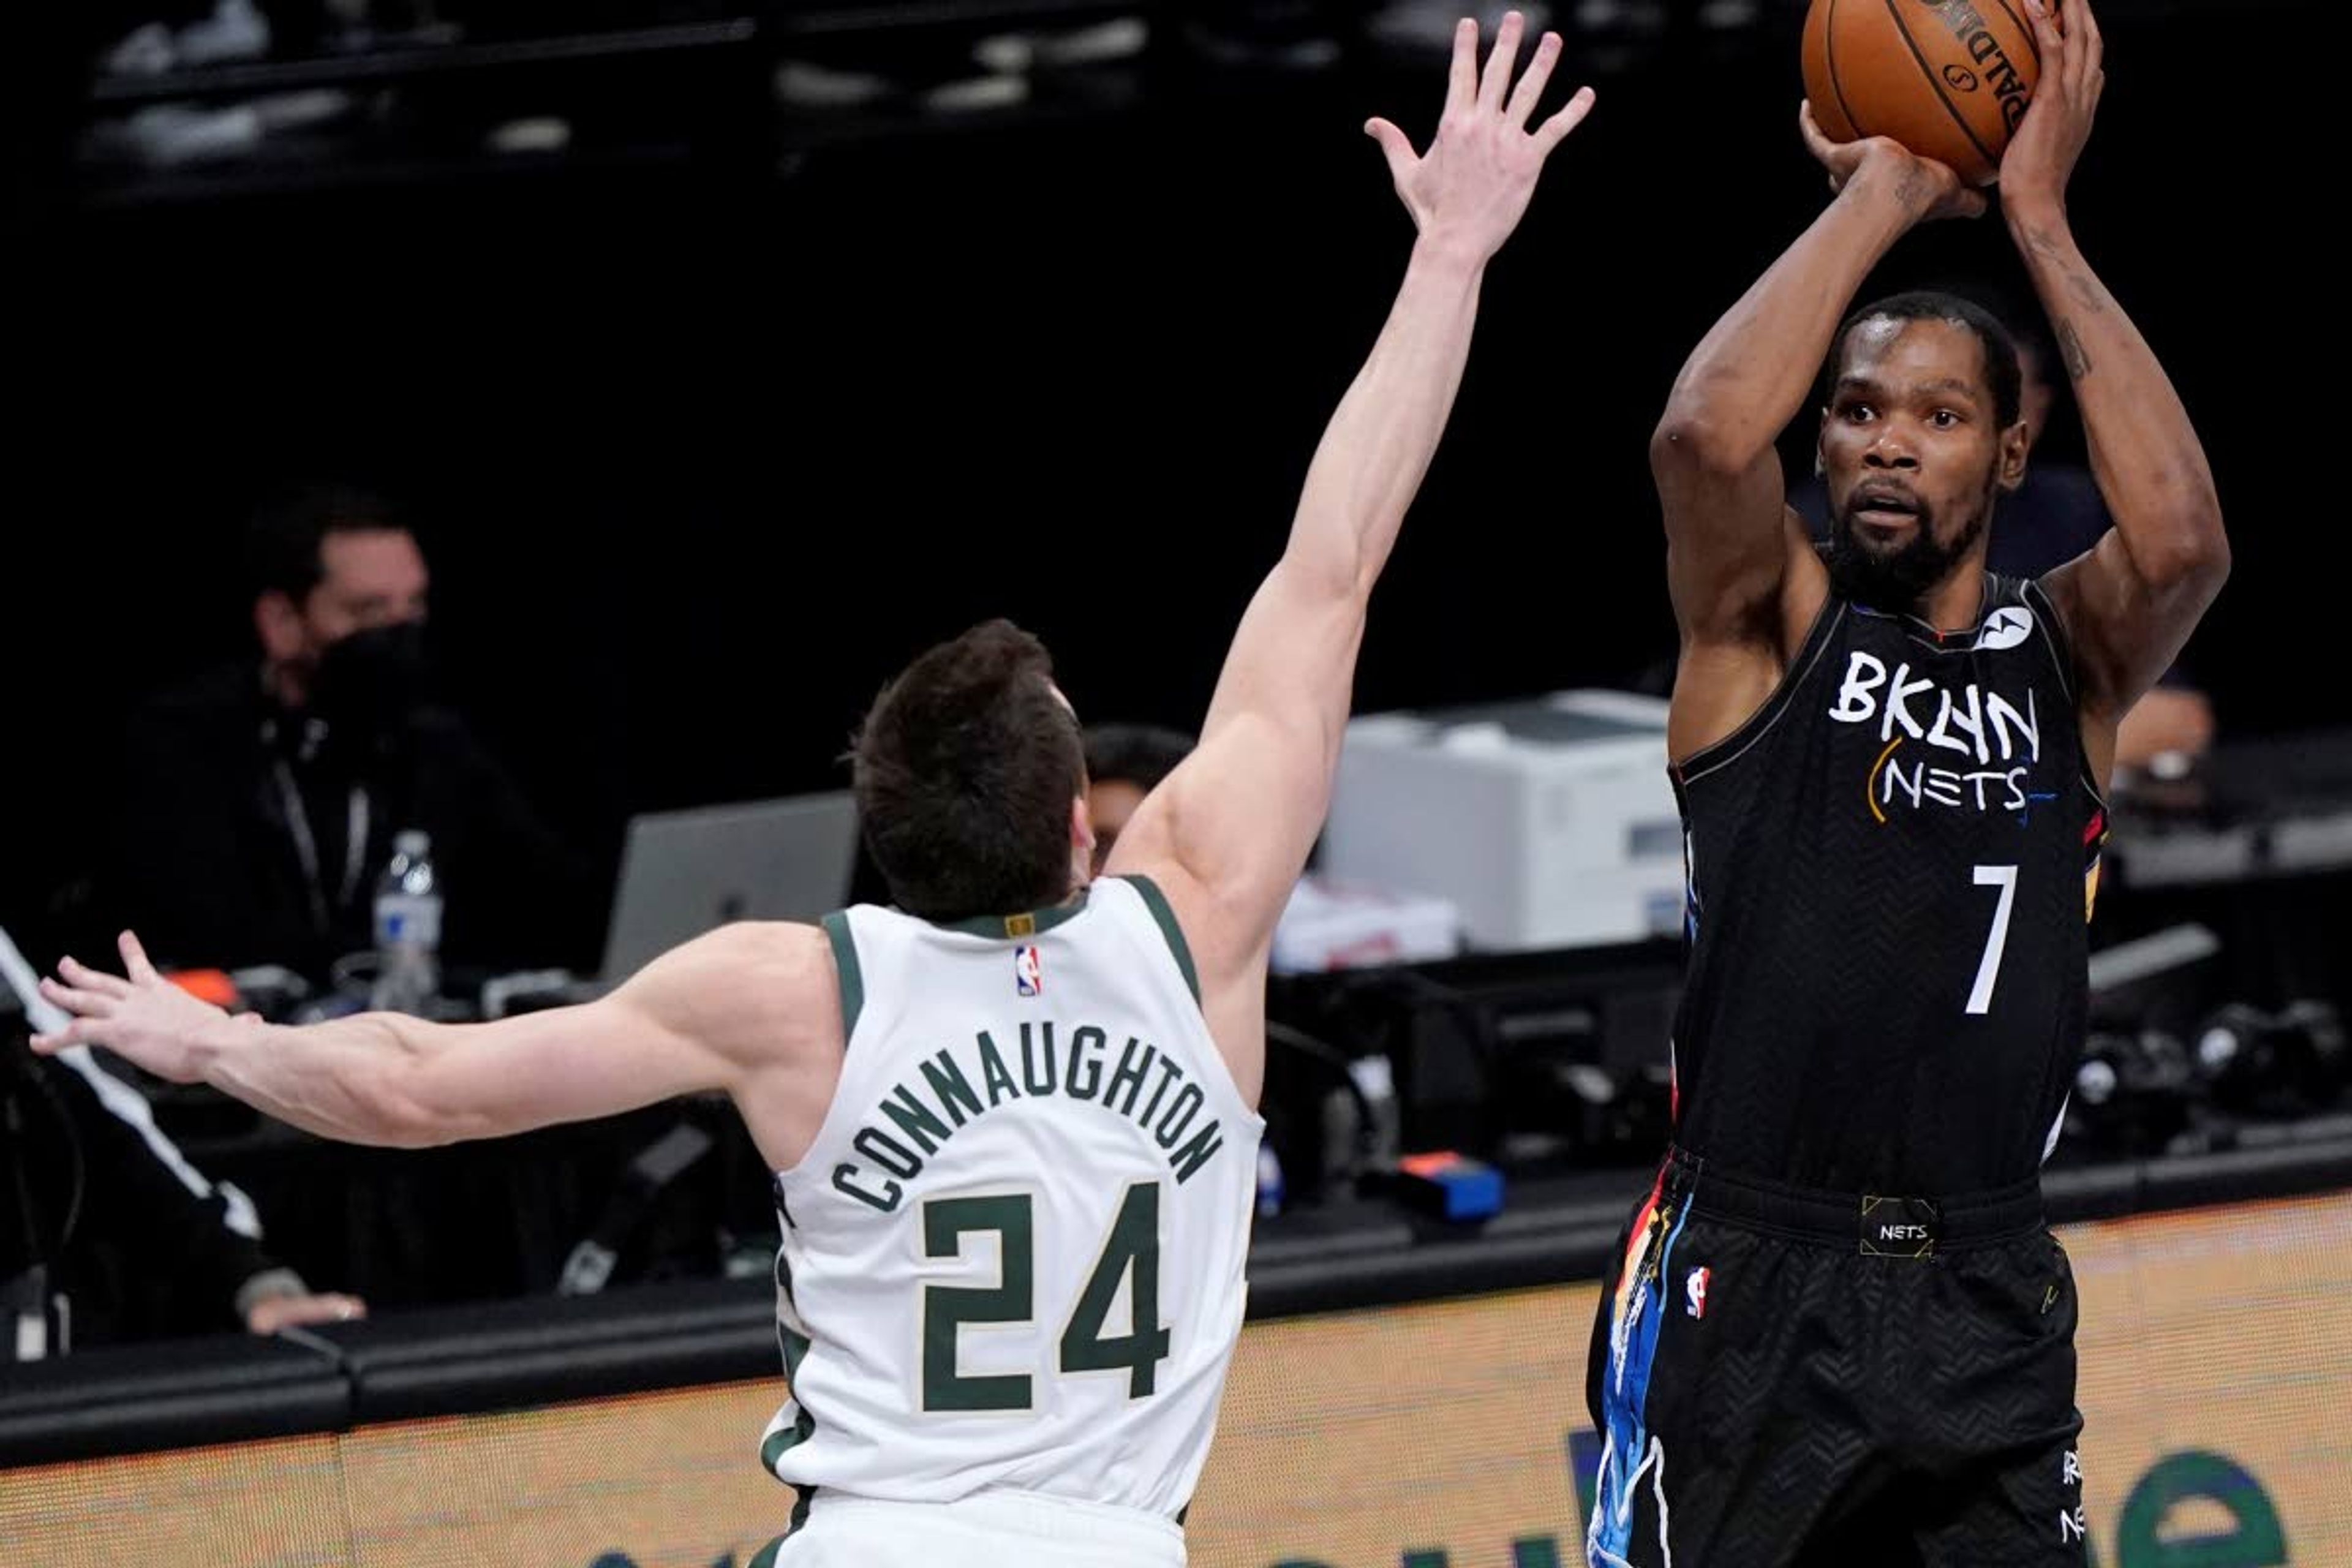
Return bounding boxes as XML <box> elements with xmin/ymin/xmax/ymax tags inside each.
<box><xmin>1667</xmin><ymin>571</ymin><xmax>2109</xmax><ymax>1194</ymax></box>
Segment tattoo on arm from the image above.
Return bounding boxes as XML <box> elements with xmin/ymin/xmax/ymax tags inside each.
<box><xmin>2022</xmin><ymin>225</ymin><xmax>2066</xmax><ymax>263</ymax></box>
<box><xmin>2021</xmin><ymin>224</ymin><xmax>2112</xmax><ymax>317</ymax></box>
<box><xmin>2055</xmin><ymin>318</ymin><xmax>2093</xmax><ymax>380</ymax></box>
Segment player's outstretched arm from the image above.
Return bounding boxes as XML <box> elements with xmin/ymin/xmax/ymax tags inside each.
<box><xmin>2005</xmin><ymin>0</ymin><xmax>2227</xmax><ymax>778</ymax></box>
<box><xmin>1657</xmin><ymin>106</ymin><xmax>1981</xmax><ymax>759</ymax></box>
<box><xmin>33</xmin><ymin>924</ymin><xmax>837</xmax><ymax>1163</ymax></box>
<box><xmin>1106</xmin><ymin>12</ymin><xmax>1591</xmax><ymax>1099</ymax></box>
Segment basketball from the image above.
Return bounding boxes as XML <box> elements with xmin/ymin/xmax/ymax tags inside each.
<box><xmin>1803</xmin><ymin>0</ymin><xmax>2043</xmax><ymax>187</ymax></box>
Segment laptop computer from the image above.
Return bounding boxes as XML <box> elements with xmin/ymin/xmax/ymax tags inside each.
<box><xmin>598</xmin><ymin>791</ymin><xmax>862</xmax><ymax>982</ymax></box>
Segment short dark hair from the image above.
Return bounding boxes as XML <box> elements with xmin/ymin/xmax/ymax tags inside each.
<box><xmin>852</xmin><ymin>619</ymin><xmax>1086</xmax><ymax>922</ymax></box>
<box><xmin>244</xmin><ymin>483</ymin><xmax>411</xmax><ymax>605</ymax></box>
<box><xmin>1084</xmin><ymin>723</ymin><xmax>1196</xmax><ymax>794</ymax></box>
<box><xmin>1824</xmin><ymin>291</ymin><xmax>2022</xmax><ymax>430</ymax></box>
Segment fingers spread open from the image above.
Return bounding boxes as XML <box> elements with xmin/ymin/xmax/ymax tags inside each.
<box><xmin>58</xmin><ymin>956</ymin><xmax>130</xmax><ymax>998</ymax></box>
<box><xmin>1535</xmin><ymin>84</ymin><xmax>1597</xmax><ymax>151</ymax></box>
<box><xmin>1444</xmin><ymin>17</ymin><xmax>1479</xmax><ymax>118</ymax></box>
<box><xmin>1478</xmin><ymin>10</ymin><xmax>1526</xmax><ymax>111</ymax></box>
<box><xmin>1506</xmin><ymin>31</ymin><xmax>1563</xmax><ymax>129</ymax></box>
<box><xmin>119</xmin><ymin>930</ymin><xmax>161</xmax><ymax>985</ymax></box>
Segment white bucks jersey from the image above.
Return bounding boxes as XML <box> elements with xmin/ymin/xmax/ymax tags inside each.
<box><xmin>762</xmin><ymin>876</ymin><xmax>1263</xmax><ymax>1523</ymax></box>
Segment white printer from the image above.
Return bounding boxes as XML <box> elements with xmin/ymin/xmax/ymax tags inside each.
<box><xmin>1322</xmin><ymin>690</ymin><xmax>1686</xmax><ymax>952</ymax></box>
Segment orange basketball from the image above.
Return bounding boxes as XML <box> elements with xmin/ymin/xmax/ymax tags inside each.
<box><xmin>1803</xmin><ymin>0</ymin><xmax>2043</xmax><ymax>187</ymax></box>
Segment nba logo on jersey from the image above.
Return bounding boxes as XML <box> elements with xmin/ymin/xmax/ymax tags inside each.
<box><xmin>1014</xmin><ymin>944</ymin><xmax>1044</xmax><ymax>997</ymax></box>
<box><xmin>1685</xmin><ymin>1265</ymin><xmax>1711</xmax><ymax>1319</ymax></box>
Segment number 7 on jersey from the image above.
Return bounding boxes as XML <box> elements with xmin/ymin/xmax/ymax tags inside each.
<box><xmin>1967</xmin><ymin>865</ymin><xmax>2018</xmax><ymax>1016</ymax></box>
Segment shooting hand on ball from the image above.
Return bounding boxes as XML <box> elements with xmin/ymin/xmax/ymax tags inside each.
<box><xmin>2001</xmin><ymin>0</ymin><xmax>2103</xmax><ymax>217</ymax></box>
<box><xmin>1799</xmin><ymin>100</ymin><xmax>1986</xmax><ymax>223</ymax></box>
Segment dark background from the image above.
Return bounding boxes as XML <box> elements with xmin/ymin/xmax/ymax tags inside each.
<box><xmin>0</xmin><ymin>0</ymin><xmax>2316</xmax><ymax>963</ymax></box>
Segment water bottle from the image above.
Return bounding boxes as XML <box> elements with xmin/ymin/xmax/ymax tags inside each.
<box><xmin>371</xmin><ymin>830</ymin><xmax>441</xmax><ymax>1014</ymax></box>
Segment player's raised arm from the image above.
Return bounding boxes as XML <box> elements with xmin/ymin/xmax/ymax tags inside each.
<box><xmin>2003</xmin><ymin>0</ymin><xmax>2228</xmax><ymax>780</ymax></box>
<box><xmin>1656</xmin><ymin>105</ymin><xmax>1983</xmax><ymax>761</ymax></box>
<box><xmin>34</xmin><ymin>924</ymin><xmax>840</xmax><ymax>1170</ymax></box>
<box><xmin>1105</xmin><ymin>12</ymin><xmax>1592</xmax><ymax>1097</ymax></box>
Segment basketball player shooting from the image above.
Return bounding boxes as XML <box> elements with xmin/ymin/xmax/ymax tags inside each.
<box><xmin>1585</xmin><ymin>1</ymin><xmax>2226</xmax><ymax>1564</ymax></box>
<box><xmin>34</xmin><ymin>17</ymin><xmax>1593</xmax><ymax>1567</ymax></box>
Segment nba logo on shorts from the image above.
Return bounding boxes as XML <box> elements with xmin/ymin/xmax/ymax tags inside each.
<box><xmin>1014</xmin><ymin>944</ymin><xmax>1044</xmax><ymax>997</ymax></box>
<box><xmin>1685</xmin><ymin>1265</ymin><xmax>1711</xmax><ymax>1319</ymax></box>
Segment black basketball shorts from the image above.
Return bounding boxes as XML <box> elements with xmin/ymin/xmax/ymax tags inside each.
<box><xmin>1583</xmin><ymin>1149</ymin><xmax>2086</xmax><ymax>1568</ymax></box>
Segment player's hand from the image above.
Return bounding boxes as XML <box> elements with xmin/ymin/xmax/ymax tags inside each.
<box><xmin>1800</xmin><ymin>100</ymin><xmax>1986</xmax><ymax>222</ymax></box>
<box><xmin>246</xmin><ymin>1291</ymin><xmax>369</xmax><ymax>1335</ymax></box>
<box><xmin>2000</xmin><ymin>0</ymin><xmax>2102</xmax><ymax>216</ymax></box>
<box><xmin>1365</xmin><ymin>11</ymin><xmax>1595</xmax><ymax>262</ymax></box>
<box><xmin>31</xmin><ymin>930</ymin><xmax>231</xmax><ymax>1083</ymax></box>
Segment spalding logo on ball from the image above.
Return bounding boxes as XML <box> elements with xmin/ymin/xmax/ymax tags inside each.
<box><xmin>1803</xmin><ymin>0</ymin><xmax>2044</xmax><ymax>187</ymax></box>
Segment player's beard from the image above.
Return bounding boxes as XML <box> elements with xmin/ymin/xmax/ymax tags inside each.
<box><xmin>1825</xmin><ymin>494</ymin><xmax>1990</xmax><ymax>611</ymax></box>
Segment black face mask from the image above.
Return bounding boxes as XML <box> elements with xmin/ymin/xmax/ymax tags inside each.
<box><xmin>309</xmin><ymin>619</ymin><xmax>433</xmax><ymax>739</ymax></box>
